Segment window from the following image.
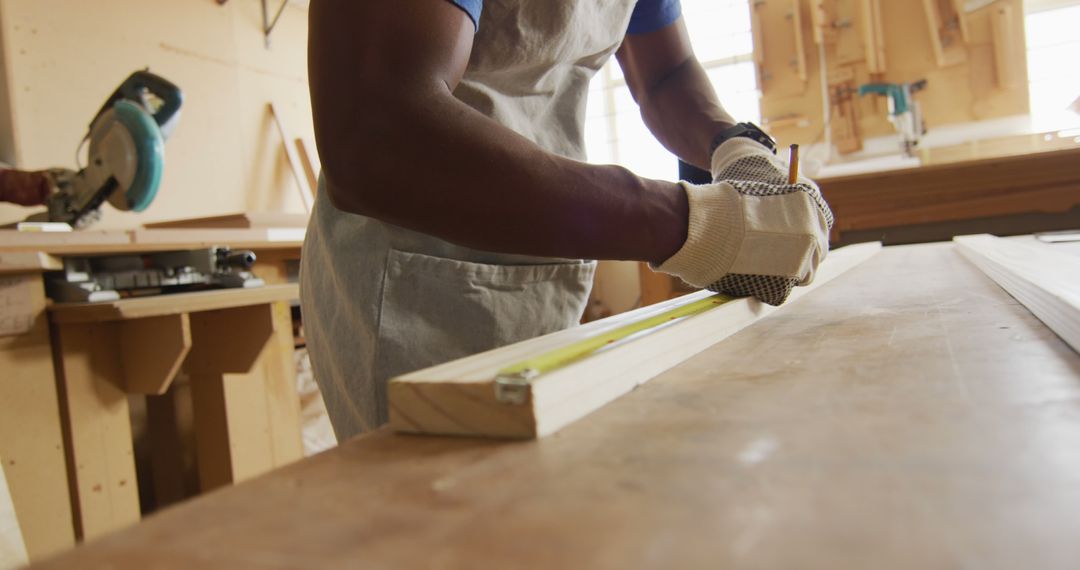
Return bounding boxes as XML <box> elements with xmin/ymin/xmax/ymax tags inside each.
<box><xmin>1025</xmin><ymin>2</ymin><xmax>1080</xmax><ymax>132</ymax></box>
<box><xmin>584</xmin><ymin>0</ymin><xmax>760</xmax><ymax>179</ymax></box>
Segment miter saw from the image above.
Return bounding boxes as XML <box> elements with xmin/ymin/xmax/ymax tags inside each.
<box><xmin>858</xmin><ymin>79</ymin><xmax>928</xmax><ymax>158</ymax></box>
<box><xmin>29</xmin><ymin>70</ymin><xmax>183</xmax><ymax>228</ymax></box>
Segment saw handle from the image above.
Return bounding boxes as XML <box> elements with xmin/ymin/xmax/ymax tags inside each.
<box><xmin>90</xmin><ymin>70</ymin><xmax>183</xmax><ymax>132</ymax></box>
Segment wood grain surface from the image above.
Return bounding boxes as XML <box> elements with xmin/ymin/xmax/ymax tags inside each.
<box><xmin>48</xmin><ymin>284</ymin><xmax>299</xmax><ymax>324</ymax></box>
<box><xmin>819</xmin><ymin>147</ymin><xmax>1080</xmax><ymax>242</ymax></box>
<box><xmin>33</xmin><ymin>243</ymin><xmax>1080</xmax><ymax>569</ymax></box>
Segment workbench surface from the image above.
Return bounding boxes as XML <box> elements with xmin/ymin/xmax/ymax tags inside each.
<box><xmin>36</xmin><ymin>242</ymin><xmax>1080</xmax><ymax>569</ymax></box>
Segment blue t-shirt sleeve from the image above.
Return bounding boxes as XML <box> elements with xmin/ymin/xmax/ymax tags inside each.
<box><xmin>446</xmin><ymin>0</ymin><xmax>483</xmax><ymax>31</ymax></box>
<box><xmin>627</xmin><ymin>0</ymin><xmax>682</xmax><ymax>35</ymax></box>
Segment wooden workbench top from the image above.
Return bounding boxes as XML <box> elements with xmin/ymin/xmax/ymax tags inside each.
<box><xmin>34</xmin><ymin>242</ymin><xmax>1080</xmax><ymax>569</ymax></box>
<box><xmin>47</xmin><ymin>284</ymin><xmax>300</xmax><ymax>324</ymax></box>
<box><xmin>0</xmin><ymin>227</ymin><xmax>305</xmax><ymax>255</ymax></box>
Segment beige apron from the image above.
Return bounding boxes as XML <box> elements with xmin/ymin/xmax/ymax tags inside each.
<box><xmin>301</xmin><ymin>0</ymin><xmax>639</xmax><ymax>440</ymax></box>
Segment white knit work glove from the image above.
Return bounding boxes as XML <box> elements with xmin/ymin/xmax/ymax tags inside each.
<box><xmin>653</xmin><ymin>138</ymin><xmax>834</xmax><ymax>306</ymax></box>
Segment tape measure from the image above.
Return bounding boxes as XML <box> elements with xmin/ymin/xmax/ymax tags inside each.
<box><xmin>493</xmin><ymin>292</ymin><xmax>736</xmax><ymax>404</ymax></box>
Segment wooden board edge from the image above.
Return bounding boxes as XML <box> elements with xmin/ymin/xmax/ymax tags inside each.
<box><xmin>954</xmin><ymin>234</ymin><xmax>1080</xmax><ymax>354</ymax></box>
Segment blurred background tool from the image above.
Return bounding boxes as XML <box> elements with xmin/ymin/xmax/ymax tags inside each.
<box><xmin>858</xmin><ymin>80</ymin><xmax>928</xmax><ymax>157</ymax></box>
<box><xmin>26</xmin><ymin>70</ymin><xmax>183</xmax><ymax>228</ymax></box>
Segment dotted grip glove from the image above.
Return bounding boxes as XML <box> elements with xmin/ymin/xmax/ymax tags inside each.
<box><xmin>653</xmin><ymin>138</ymin><xmax>834</xmax><ymax>306</ymax></box>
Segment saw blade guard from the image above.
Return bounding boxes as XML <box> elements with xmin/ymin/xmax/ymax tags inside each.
<box><xmin>105</xmin><ymin>100</ymin><xmax>165</xmax><ymax>212</ymax></box>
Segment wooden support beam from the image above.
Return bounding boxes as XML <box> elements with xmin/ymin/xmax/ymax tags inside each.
<box><xmin>269</xmin><ymin>103</ymin><xmax>314</xmax><ymax>213</ymax></box>
<box><xmin>186</xmin><ymin>303</ymin><xmax>302</xmax><ymax>491</ymax></box>
<box><xmin>0</xmin><ymin>275</ymin><xmax>75</xmax><ymax>559</ymax></box>
<box><xmin>390</xmin><ymin>242</ymin><xmax>883</xmax><ymax>439</ymax></box>
<box><xmin>955</xmin><ymin>234</ymin><xmax>1080</xmax><ymax>354</ymax></box>
<box><xmin>295</xmin><ymin>137</ymin><xmax>321</xmax><ymax>195</ymax></box>
<box><xmin>50</xmin><ymin>320</ymin><xmax>141</xmax><ymax>542</ymax></box>
<box><xmin>0</xmin><ymin>458</ymin><xmax>28</xmax><ymax>568</ymax></box>
<box><xmin>119</xmin><ymin>315</ymin><xmax>192</xmax><ymax>395</ymax></box>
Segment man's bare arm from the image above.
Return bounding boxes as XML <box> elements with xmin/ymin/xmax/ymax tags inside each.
<box><xmin>309</xmin><ymin>0</ymin><xmax>687</xmax><ymax>264</ymax></box>
<box><xmin>616</xmin><ymin>18</ymin><xmax>736</xmax><ymax>170</ymax></box>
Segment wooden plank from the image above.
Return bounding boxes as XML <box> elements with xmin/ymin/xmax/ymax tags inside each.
<box><xmin>0</xmin><ymin>275</ymin><xmax>74</xmax><ymax>560</ymax></box>
<box><xmin>51</xmin><ymin>321</ymin><xmax>141</xmax><ymax>541</ymax></box>
<box><xmin>0</xmin><ymin>457</ymin><xmax>28</xmax><ymax>569</ymax></box>
<box><xmin>860</xmin><ymin>0</ymin><xmax>887</xmax><ymax>73</ymax></box>
<box><xmin>31</xmin><ymin>242</ymin><xmax>1080</xmax><ymax>569</ymax></box>
<box><xmin>187</xmin><ymin>303</ymin><xmax>301</xmax><ymax>491</ymax></box>
<box><xmin>144</xmin><ymin>213</ymin><xmax>309</xmax><ymax>230</ymax></box>
<box><xmin>49</xmin><ymin>284</ymin><xmax>299</xmax><ymax>324</ymax></box>
<box><xmin>0</xmin><ymin>252</ymin><xmax>61</xmax><ymax>275</ymax></box>
<box><xmin>295</xmin><ymin>138</ymin><xmax>321</xmax><ymax>195</ymax></box>
<box><xmin>119</xmin><ymin>314</ymin><xmax>192</xmax><ymax>395</ymax></box>
<box><xmin>129</xmin><ymin>228</ymin><xmax>305</xmax><ymax>250</ymax></box>
<box><xmin>990</xmin><ymin>3</ymin><xmax>1017</xmax><ymax>89</ymax></box>
<box><xmin>791</xmin><ymin>0</ymin><xmax>807</xmax><ymax>82</ymax></box>
<box><xmin>390</xmin><ymin>242</ymin><xmax>882</xmax><ymax>439</ymax></box>
<box><xmin>0</xmin><ymin>230</ymin><xmax>131</xmax><ymax>254</ymax></box>
<box><xmin>269</xmin><ymin>103</ymin><xmax>315</xmax><ymax>213</ymax></box>
<box><xmin>260</xmin><ymin>301</ymin><xmax>304</xmax><ymax>469</ymax></box>
<box><xmin>955</xmin><ymin>234</ymin><xmax>1080</xmax><ymax>354</ymax></box>
<box><xmin>819</xmin><ymin>147</ymin><xmax>1080</xmax><ymax>241</ymax></box>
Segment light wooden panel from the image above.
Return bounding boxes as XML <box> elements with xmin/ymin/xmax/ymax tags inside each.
<box><xmin>390</xmin><ymin>242</ymin><xmax>882</xmax><ymax>439</ymax></box>
<box><xmin>955</xmin><ymin>234</ymin><xmax>1080</xmax><ymax>354</ymax></box>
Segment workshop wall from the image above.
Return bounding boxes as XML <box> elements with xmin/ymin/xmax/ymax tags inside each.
<box><xmin>755</xmin><ymin>0</ymin><xmax>1030</xmax><ymax>154</ymax></box>
<box><xmin>0</xmin><ymin>0</ymin><xmax>313</xmax><ymax>229</ymax></box>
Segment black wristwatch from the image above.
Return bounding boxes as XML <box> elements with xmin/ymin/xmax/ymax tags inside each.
<box><xmin>709</xmin><ymin>122</ymin><xmax>777</xmax><ymax>155</ymax></box>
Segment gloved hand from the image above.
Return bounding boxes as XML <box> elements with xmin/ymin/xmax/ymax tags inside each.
<box><xmin>0</xmin><ymin>168</ymin><xmax>54</xmax><ymax>206</ymax></box>
<box><xmin>653</xmin><ymin>138</ymin><xmax>834</xmax><ymax>306</ymax></box>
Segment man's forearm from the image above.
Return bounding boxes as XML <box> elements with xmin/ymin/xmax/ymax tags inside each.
<box><xmin>636</xmin><ymin>56</ymin><xmax>735</xmax><ymax>170</ymax></box>
<box><xmin>317</xmin><ymin>84</ymin><xmax>688</xmax><ymax>265</ymax></box>
<box><xmin>616</xmin><ymin>19</ymin><xmax>738</xmax><ymax>170</ymax></box>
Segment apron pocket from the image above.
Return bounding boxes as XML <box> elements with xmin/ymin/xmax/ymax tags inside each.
<box><xmin>374</xmin><ymin>249</ymin><xmax>596</xmax><ymax>388</ymax></box>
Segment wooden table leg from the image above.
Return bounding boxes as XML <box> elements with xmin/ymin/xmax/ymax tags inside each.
<box><xmin>50</xmin><ymin>320</ymin><xmax>140</xmax><ymax>542</ymax></box>
<box><xmin>187</xmin><ymin>302</ymin><xmax>303</xmax><ymax>492</ymax></box>
<box><xmin>0</xmin><ymin>274</ymin><xmax>75</xmax><ymax>559</ymax></box>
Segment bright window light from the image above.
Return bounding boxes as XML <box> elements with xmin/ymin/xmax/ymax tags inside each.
<box><xmin>584</xmin><ymin>0</ymin><xmax>759</xmax><ymax>179</ymax></box>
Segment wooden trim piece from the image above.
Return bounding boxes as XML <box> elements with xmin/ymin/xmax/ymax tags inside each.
<box><xmin>860</xmin><ymin>0</ymin><xmax>887</xmax><ymax>73</ymax></box>
<box><xmin>0</xmin><ymin>456</ymin><xmax>29</xmax><ymax>568</ymax></box>
<box><xmin>144</xmin><ymin>212</ymin><xmax>309</xmax><ymax>229</ymax></box>
<box><xmin>991</xmin><ymin>4</ymin><xmax>1017</xmax><ymax>89</ymax></box>
<box><xmin>49</xmin><ymin>284</ymin><xmax>299</xmax><ymax>324</ymax></box>
<box><xmin>0</xmin><ymin>252</ymin><xmax>62</xmax><ymax>274</ymax></box>
<box><xmin>791</xmin><ymin>0</ymin><xmax>807</xmax><ymax>82</ymax></box>
<box><xmin>955</xmin><ymin>234</ymin><xmax>1080</xmax><ymax>354</ymax></box>
<box><xmin>0</xmin><ymin>230</ymin><xmax>131</xmax><ymax>254</ymax></box>
<box><xmin>119</xmin><ymin>314</ymin><xmax>192</xmax><ymax>395</ymax></box>
<box><xmin>296</xmin><ymin>137</ymin><xmax>321</xmax><ymax>195</ymax></box>
<box><xmin>269</xmin><ymin>103</ymin><xmax>314</xmax><ymax>213</ymax></box>
<box><xmin>750</xmin><ymin>0</ymin><xmax>766</xmax><ymax>86</ymax></box>
<box><xmin>390</xmin><ymin>242</ymin><xmax>883</xmax><ymax>439</ymax></box>
<box><xmin>922</xmin><ymin>0</ymin><xmax>947</xmax><ymax>66</ymax></box>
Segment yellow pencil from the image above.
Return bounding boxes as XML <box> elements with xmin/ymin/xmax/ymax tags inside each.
<box><xmin>788</xmin><ymin>144</ymin><xmax>800</xmax><ymax>184</ymax></box>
